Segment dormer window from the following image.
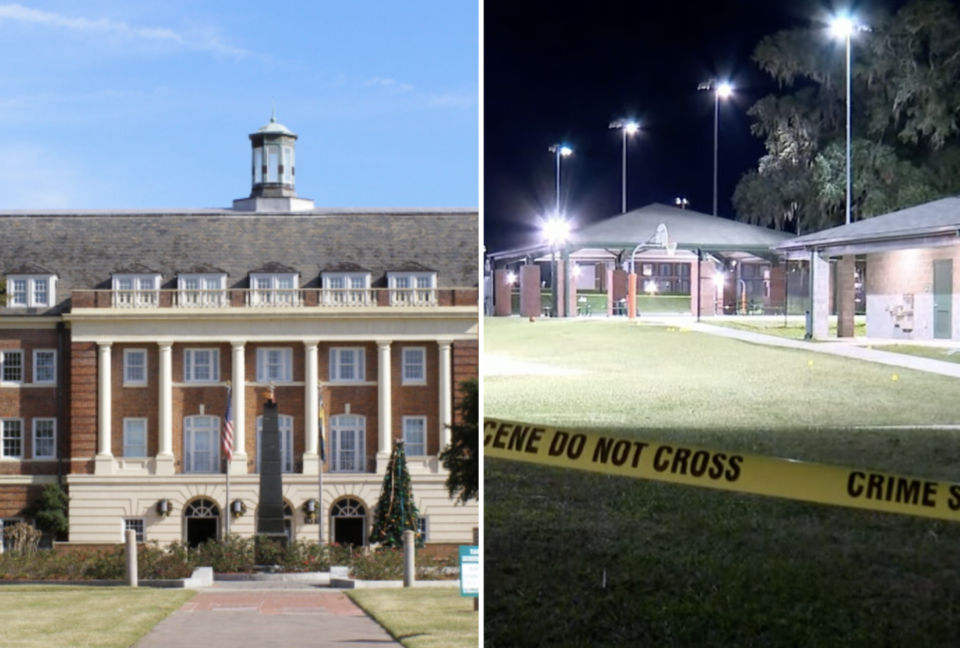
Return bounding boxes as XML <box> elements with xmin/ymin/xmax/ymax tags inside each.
<box><xmin>177</xmin><ymin>274</ymin><xmax>227</xmax><ymax>307</ymax></box>
<box><xmin>248</xmin><ymin>273</ymin><xmax>299</xmax><ymax>307</ymax></box>
<box><xmin>112</xmin><ymin>274</ymin><xmax>160</xmax><ymax>308</ymax></box>
<box><xmin>6</xmin><ymin>275</ymin><xmax>56</xmax><ymax>308</ymax></box>
<box><xmin>387</xmin><ymin>272</ymin><xmax>437</xmax><ymax>306</ymax></box>
<box><xmin>322</xmin><ymin>273</ymin><xmax>371</xmax><ymax>306</ymax></box>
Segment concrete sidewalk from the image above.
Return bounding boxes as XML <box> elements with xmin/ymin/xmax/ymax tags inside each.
<box><xmin>688</xmin><ymin>321</ymin><xmax>960</xmax><ymax>379</ymax></box>
<box><xmin>134</xmin><ymin>586</ymin><xmax>401</xmax><ymax>648</ymax></box>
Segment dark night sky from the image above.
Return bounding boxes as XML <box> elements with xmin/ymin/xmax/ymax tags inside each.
<box><xmin>483</xmin><ymin>0</ymin><xmax>910</xmax><ymax>252</ymax></box>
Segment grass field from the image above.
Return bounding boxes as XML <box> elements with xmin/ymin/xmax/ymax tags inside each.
<box><xmin>877</xmin><ymin>344</ymin><xmax>960</xmax><ymax>364</ymax></box>
<box><xmin>708</xmin><ymin>316</ymin><xmax>867</xmax><ymax>340</ymax></box>
<box><xmin>348</xmin><ymin>588</ymin><xmax>477</xmax><ymax>648</ymax></box>
<box><xmin>485</xmin><ymin>318</ymin><xmax>960</xmax><ymax>647</ymax></box>
<box><xmin>0</xmin><ymin>586</ymin><xmax>194</xmax><ymax>648</ymax></box>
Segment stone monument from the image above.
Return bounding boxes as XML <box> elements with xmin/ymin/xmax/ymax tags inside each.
<box><xmin>257</xmin><ymin>386</ymin><xmax>287</xmax><ymax>562</ymax></box>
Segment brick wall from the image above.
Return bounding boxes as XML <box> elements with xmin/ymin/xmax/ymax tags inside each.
<box><xmin>69</xmin><ymin>343</ymin><xmax>97</xmax><ymax>474</ymax></box>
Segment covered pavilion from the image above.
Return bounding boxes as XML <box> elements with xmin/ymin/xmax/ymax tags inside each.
<box><xmin>487</xmin><ymin>203</ymin><xmax>792</xmax><ymax>318</ymax></box>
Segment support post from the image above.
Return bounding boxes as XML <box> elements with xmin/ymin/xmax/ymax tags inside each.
<box><xmin>125</xmin><ymin>529</ymin><xmax>138</xmax><ymax>587</ymax></box>
<box><xmin>403</xmin><ymin>529</ymin><xmax>415</xmax><ymax>587</ymax></box>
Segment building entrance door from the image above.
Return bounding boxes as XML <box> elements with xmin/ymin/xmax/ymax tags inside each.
<box><xmin>186</xmin><ymin>518</ymin><xmax>218</xmax><ymax>548</ymax></box>
<box><xmin>331</xmin><ymin>498</ymin><xmax>366</xmax><ymax>547</ymax></box>
<box><xmin>933</xmin><ymin>259</ymin><xmax>952</xmax><ymax>339</ymax></box>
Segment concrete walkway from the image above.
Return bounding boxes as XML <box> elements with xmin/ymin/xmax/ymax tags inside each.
<box><xmin>686</xmin><ymin>321</ymin><xmax>960</xmax><ymax>379</ymax></box>
<box><xmin>134</xmin><ymin>583</ymin><xmax>401</xmax><ymax>648</ymax></box>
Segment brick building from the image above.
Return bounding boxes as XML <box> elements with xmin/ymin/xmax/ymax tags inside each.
<box><xmin>777</xmin><ymin>196</ymin><xmax>960</xmax><ymax>340</ymax></box>
<box><xmin>0</xmin><ymin>115</ymin><xmax>479</xmax><ymax>549</ymax></box>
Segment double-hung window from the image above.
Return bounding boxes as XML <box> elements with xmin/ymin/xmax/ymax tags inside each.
<box><xmin>388</xmin><ymin>272</ymin><xmax>437</xmax><ymax>306</ymax></box>
<box><xmin>330</xmin><ymin>348</ymin><xmax>365</xmax><ymax>382</ymax></box>
<box><xmin>249</xmin><ymin>273</ymin><xmax>299</xmax><ymax>307</ymax></box>
<box><xmin>33</xmin><ymin>350</ymin><xmax>56</xmax><ymax>384</ymax></box>
<box><xmin>403</xmin><ymin>416</ymin><xmax>427</xmax><ymax>456</ymax></box>
<box><xmin>184</xmin><ymin>349</ymin><xmax>220</xmax><ymax>383</ymax></box>
<box><xmin>256</xmin><ymin>348</ymin><xmax>292</xmax><ymax>383</ymax></box>
<box><xmin>256</xmin><ymin>415</ymin><xmax>294</xmax><ymax>473</ymax></box>
<box><xmin>402</xmin><ymin>347</ymin><xmax>426</xmax><ymax>384</ymax></box>
<box><xmin>1</xmin><ymin>350</ymin><xmax>23</xmax><ymax>384</ymax></box>
<box><xmin>184</xmin><ymin>415</ymin><xmax>219</xmax><ymax>473</ymax></box>
<box><xmin>123</xmin><ymin>419</ymin><xmax>148</xmax><ymax>458</ymax></box>
<box><xmin>6</xmin><ymin>275</ymin><xmax>56</xmax><ymax>308</ymax></box>
<box><xmin>112</xmin><ymin>274</ymin><xmax>160</xmax><ymax>308</ymax></box>
<box><xmin>124</xmin><ymin>349</ymin><xmax>147</xmax><ymax>385</ymax></box>
<box><xmin>330</xmin><ymin>415</ymin><xmax>365</xmax><ymax>472</ymax></box>
<box><xmin>322</xmin><ymin>273</ymin><xmax>370</xmax><ymax>306</ymax></box>
<box><xmin>33</xmin><ymin>419</ymin><xmax>56</xmax><ymax>459</ymax></box>
<box><xmin>177</xmin><ymin>274</ymin><xmax>226</xmax><ymax>307</ymax></box>
<box><xmin>1</xmin><ymin>419</ymin><xmax>23</xmax><ymax>459</ymax></box>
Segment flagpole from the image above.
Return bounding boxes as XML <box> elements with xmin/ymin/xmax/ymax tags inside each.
<box><xmin>318</xmin><ymin>383</ymin><xmax>325</xmax><ymax>545</ymax></box>
<box><xmin>224</xmin><ymin>382</ymin><xmax>232</xmax><ymax>537</ymax></box>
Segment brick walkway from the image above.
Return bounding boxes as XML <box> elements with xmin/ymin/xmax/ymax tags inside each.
<box><xmin>134</xmin><ymin>590</ymin><xmax>400</xmax><ymax>647</ymax></box>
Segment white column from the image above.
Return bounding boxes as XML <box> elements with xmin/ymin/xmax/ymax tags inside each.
<box><xmin>303</xmin><ymin>341</ymin><xmax>319</xmax><ymax>475</ymax></box>
<box><xmin>154</xmin><ymin>342</ymin><xmax>174</xmax><ymax>475</ymax></box>
<box><xmin>438</xmin><ymin>341</ymin><xmax>453</xmax><ymax>450</ymax></box>
<box><xmin>377</xmin><ymin>341</ymin><xmax>392</xmax><ymax>457</ymax></box>
<box><xmin>96</xmin><ymin>343</ymin><xmax>113</xmax><ymax>458</ymax></box>
<box><xmin>230</xmin><ymin>342</ymin><xmax>247</xmax><ymax>474</ymax></box>
<box><xmin>811</xmin><ymin>252</ymin><xmax>831</xmax><ymax>340</ymax></box>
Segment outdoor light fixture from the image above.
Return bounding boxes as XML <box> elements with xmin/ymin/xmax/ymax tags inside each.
<box><xmin>547</xmin><ymin>143</ymin><xmax>574</xmax><ymax>215</ymax></box>
<box><xmin>571</xmin><ymin>264</ymin><xmax>582</xmax><ymax>278</ymax></box>
<box><xmin>645</xmin><ymin>280</ymin><xmax>658</xmax><ymax>295</ymax></box>
<box><xmin>675</xmin><ymin>197</ymin><xmax>689</xmax><ymax>209</ymax></box>
<box><xmin>830</xmin><ymin>15</ymin><xmax>870</xmax><ymax>225</ymax></box>
<box><xmin>506</xmin><ymin>271</ymin><xmax>517</xmax><ymax>285</ymax></box>
<box><xmin>156</xmin><ymin>499</ymin><xmax>170</xmax><ymax>516</ymax></box>
<box><xmin>609</xmin><ymin>119</ymin><xmax>640</xmax><ymax>213</ymax></box>
<box><xmin>307</xmin><ymin>499</ymin><xmax>316</xmax><ymax>513</ymax></box>
<box><xmin>713</xmin><ymin>272</ymin><xmax>726</xmax><ymax>289</ymax></box>
<box><xmin>232</xmin><ymin>499</ymin><xmax>242</xmax><ymax>514</ymax></box>
<box><xmin>698</xmin><ymin>79</ymin><xmax>735</xmax><ymax>216</ymax></box>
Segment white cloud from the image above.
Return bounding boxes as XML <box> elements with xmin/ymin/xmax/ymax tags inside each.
<box><xmin>0</xmin><ymin>3</ymin><xmax>250</xmax><ymax>57</ymax></box>
<box><xmin>364</xmin><ymin>76</ymin><xmax>415</xmax><ymax>94</ymax></box>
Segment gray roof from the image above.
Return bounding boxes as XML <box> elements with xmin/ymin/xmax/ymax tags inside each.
<box><xmin>571</xmin><ymin>203</ymin><xmax>793</xmax><ymax>251</ymax></box>
<box><xmin>0</xmin><ymin>209</ymin><xmax>478</xmax><ymax>315</ymax></box>
<box><xmin>777</xmin><ymin>196</ymin><xmax>960</xmax><ymax>251</ymax></box>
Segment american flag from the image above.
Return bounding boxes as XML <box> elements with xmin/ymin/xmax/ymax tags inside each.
<box><xmin>223</xmin><ymin>387</ymin><xmax>234</xmax><ymax>462</ymax></box>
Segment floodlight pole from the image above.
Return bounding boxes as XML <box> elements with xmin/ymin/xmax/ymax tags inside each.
<box><xmin>844</xmin><ymin>31</ymin><xmax>852</xmax><ymax>226</ymax></box>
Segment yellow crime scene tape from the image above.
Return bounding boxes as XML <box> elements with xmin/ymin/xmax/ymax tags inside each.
<box><xmin>484</xmin><ymin>417</ymin><xmax>960</xmax><ymax>523</ymax></box>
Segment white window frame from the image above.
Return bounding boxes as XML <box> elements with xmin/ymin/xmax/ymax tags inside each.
<box><xmin>1</xmin><ymin>419</ymin><xmax>23</xmax><ymax>459</ymax></box>
<box><xmin>322</xmin><ymin>273</ymin><xmax>371</xmax><ymax>306</ymax></box>
<box><xmin>176</xmin><ymin>274</ymin><xmax>226</xmax><ymax>308</ymax></box>
<box><xmin>123</xmin><ymin>518</ymin><xmax>145</xmax><ymax>543</ymax></box>
<box><xmin>253</xmin><ymin>147</ymin><xmax>263</xmax><ymax>184</ymax></box>
<box><xmin>123</xmin><ymin>418</ymin><xmax>148</xmax><ymax>458</ymax></box>
<box><xmin>248</xmin><ymin>273</ymin><xmax>300</xmax><ymax>307</ymax></box>
<box><xmin>329</xmin><ymin>348</ymin><xmax>365</xmax><ymax>382</ymax></box>
<box><xmin>401</xmin><ymin>347</ymin><xmax>426</xmax><ymax>384</ymax></box>
<box><xmin>183</xmin><ymin>415</ymin><xmax>220</xmax><ymax>473</ymax></box>
<box><xmin>33</xmin><ymin>350</ymin><xmax>56</xmax><ymax>385</ymax></box>
<box><xmin>282</xmin><ymin>146</ymin><xmax>294</xmax><ymax>184</ymax></box>
<box><xmin>1</xmin><ymin>350</ymin><xmax>23</xmax><ymax>384</ymax></box>
<box><xmin>123</xmin><ymin>349</ymin><xmax>148</xmax><ymax>385</ymax></box>
<box><xmin>403</xmin><ymin>416</ymin><xmax>427</xmax><ymax>456</ymax></box>
<box><xmin>330</xmin><ymin>414</ymin><xmax>366</xmax><ymax>473</ymax></box>
<box><xmin>32</xmin><ymin>418</ymin><xmax>56</xmax><ymax>459</ymax></box>
<box><xmin>112</xmin><ymin>274</ymin><xmax>160</xmax><ymax>308</ymax></box>
<box><xmin>256</xmin><ymin>414</ymin><xmax>294</xmax><ymax>473</ymax></box>
<box><xmin>387</xmin><ymin>272</ymin><xmax>437</xmax><ymax>306</ymax></box>
<box><xmin>184</xmin><ymin>348</ymin><xmax>220</xmax><ymax>383</ymax></box>
<box><xmin>6</xmin><ymin>275</ymin><xmax>56</xmax><ymax>308</ymax></box>
<box><xmin>256</xmin><ymin>348</ymin><xmax>293</xmax><ymax>383</ymax></box>
<box><xmin>418</xmin><ymin>516</ymin><xmax>429</xmax><ymax>543</ymax></box>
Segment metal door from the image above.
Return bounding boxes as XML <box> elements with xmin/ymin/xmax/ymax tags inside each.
<box><xmin>933</xmin><ymin>259</ymin><xmax>952</xmax><ymax>339</ymax></box>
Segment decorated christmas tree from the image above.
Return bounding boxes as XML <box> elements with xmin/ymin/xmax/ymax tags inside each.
<box><xmin>370</xmin><ymin>439</ymin><xmax>423</xmax><ymax>548</ymax></box>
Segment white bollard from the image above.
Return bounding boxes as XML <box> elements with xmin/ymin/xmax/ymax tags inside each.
<box><xmin>403</xmin><ymin>529</ymin><xmax>415</xmax><ymax>587</ymax></box>
<box><xmin>125</xmin><ymin>529</ymin><xmax>138</xmax><ymax>587</ymax></box>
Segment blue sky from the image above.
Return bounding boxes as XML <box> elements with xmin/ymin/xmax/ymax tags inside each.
<box><xmin>0</xmin><ymin>1</ymin><xmax>479</xmax><ymax>209</ymax></box>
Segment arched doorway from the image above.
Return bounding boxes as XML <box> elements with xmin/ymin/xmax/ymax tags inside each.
<box><xmin>331</xmin><ymin>498</ymin><xmax>366</xmax><ymax>547</ymax></box>
<box><xmin>184</xmin><ymin>498</ymin><xmax>220</xmax><ymax>547</ymax></box>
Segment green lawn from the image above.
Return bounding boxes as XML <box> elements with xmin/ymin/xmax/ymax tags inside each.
<box><xmin>0</xmin><ymin>586</ymin><xmax>194</xmax><ymax>648</ymax></box>
<box><xmin>708</xmin><ymin>317</ymin><xmax>867</xmax><ymax>340</ymax></box>
<box><xmin>875</xmin><ymin>344</ymin><xmax>960</xmax><ymax>364</ymax></box>
<box><xmin>348</xmin><ymin>588</ymin><xmax>477</xmax><ymax>648</ymax></box>
<box><xmin>485</xmin><ymin>318</ymin><xmax>960</xmax><ymax>648</ymax></box>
